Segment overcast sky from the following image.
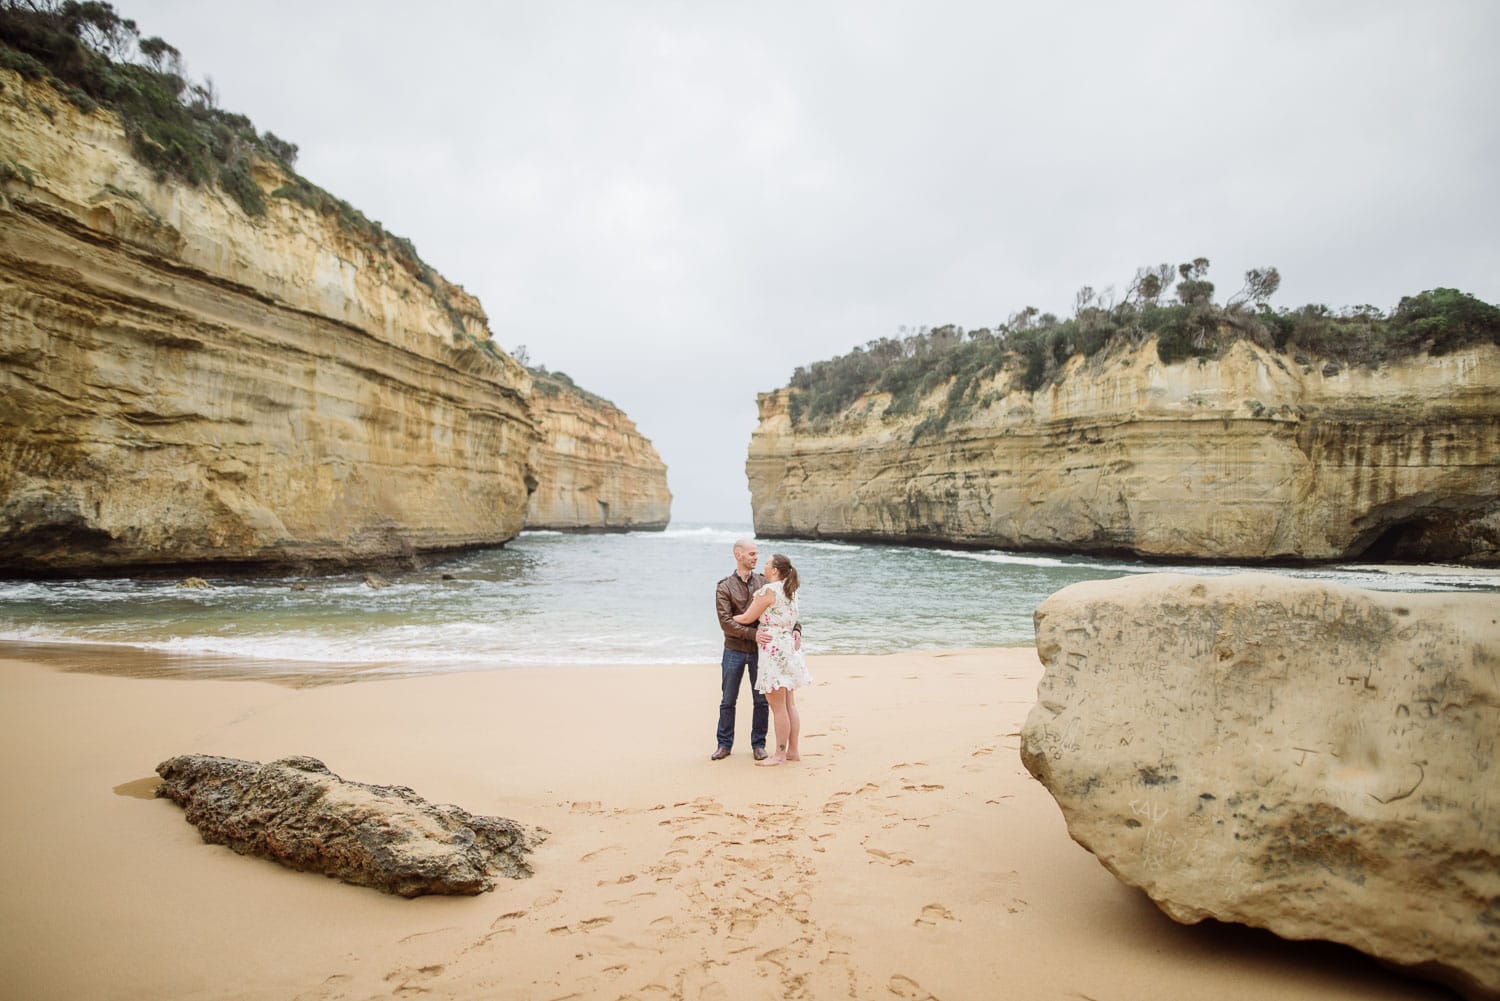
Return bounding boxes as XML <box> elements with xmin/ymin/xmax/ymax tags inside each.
<box><xmin>123</xmin><ymin>1</ymin><xmax>1500</xmax><ymax>522</ymax></box>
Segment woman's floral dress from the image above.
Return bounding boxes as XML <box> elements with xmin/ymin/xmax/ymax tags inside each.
<box><xmin>753</xmin><ymin>580</ymin><xmax>812</xmax><ymax>693</ymax></box>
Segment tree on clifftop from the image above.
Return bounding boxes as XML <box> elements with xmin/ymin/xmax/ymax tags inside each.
<box><xmin>777</xmin><ymin>257</ymin><xmax>1500</xmax><ymax>436</ymax></box>
<box><xmin>1175</xmin><ymin>257</ymin><xmax>1215</xmax><ymax>307</ymax></box>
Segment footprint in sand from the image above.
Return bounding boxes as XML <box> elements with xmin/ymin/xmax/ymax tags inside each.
<box><xmin>383</xmin><ymin>964</ymin><xmax>444</xmax><ymax>989</ymax></box>
<box><xmin>864</xmin><ymin>847</ymin><xmax>914</xmax><ymax>866</ymax></box>
<box><xmin>913</xmin><ymin>903</ymin><xmax>956</xmax><ymax>928</ymax></box>
<box><xmin>597</xmin><ymin>873</ymin><xmax>637</xmax><ymax>887</ymax></box>
<box><xmin>888</xmin><ymin>973</ymin><xmax>939</xmax><ymax>999</ymax></box>
<box><xmin>756</xmin><ymin>945</ymin><xmax>800</xmax><ymax>972</ymax></box>
<box><xmin>901</xmin><ymin>783</ymin><xmax>945</xmax><ymax>792</ymax></box>
<box><xmin>548</xmin><ymin>916</ymin><xmax>614</xmax><ymax>936</ymax></box>
<box><xmin>971</xmin><ymin>746</ymin><xmax>994</xmax><ymax>757</ymax></box>
<box><xmin>579</xmin><ymin>844</ymin><xmax>624</xmax><ymax>862</ymax></box>
<box><xmin>727</xmin><ymin>910</ymin><xmax>758</xmax><ymax>938</ymax></box>
<box><xmin>568</xmin><ymin>801</ymin><xmax>602</xmax><ymax>814</ymax></box>
<box><xmin>306</xmin><ymin>972</ymin><xmax>352</xmax><ymax>1000</ymax></box>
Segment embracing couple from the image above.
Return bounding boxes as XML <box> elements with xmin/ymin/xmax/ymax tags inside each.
<box><xmin>712</xmin><ymin>538</ymin><xmax>813</xmax><ymax>767</ymax></box>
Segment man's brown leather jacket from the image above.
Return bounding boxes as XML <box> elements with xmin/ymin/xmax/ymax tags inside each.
<box><xmin>716</xmin><ymin>571</ymin><xmax>801</xmax><ymax>653</ymax></box>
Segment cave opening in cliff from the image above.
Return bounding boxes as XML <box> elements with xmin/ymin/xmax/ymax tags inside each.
<box><xmin>1358</xmin><ymin>519</ymin><xmax>1429</xmax><ymax>562</ymax></box>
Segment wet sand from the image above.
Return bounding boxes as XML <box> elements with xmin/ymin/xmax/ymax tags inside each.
<box><xmin>0</xmin><ymin>645</ymin><xmax>1451</xmax><ymax>1000</ymax></box>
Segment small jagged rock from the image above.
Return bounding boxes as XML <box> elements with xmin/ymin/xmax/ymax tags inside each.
<box><xmin>177</xmin><ymin>577</ymin><xmax>211</xmax><ymax>589</ymax></box>
<box><xmin>155</xmin><ymin>754</ymin><xmax>544</xmax><ymax>897</ymax></box>
<box><xmin>362</xmin><ymin>574</ymin><xmax>390</xmax><ymax>589</ymax></box>
<box><xmin>1020</xmin><ymin>574</ymin><xmax>1500</xmax><ymax>1001</ymax></box>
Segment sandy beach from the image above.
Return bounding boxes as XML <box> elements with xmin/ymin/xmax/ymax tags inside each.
<box><xmin>0</xmin><ymin>646</ymin><xmax>1451</xmax><ymax>1001</ymax></box>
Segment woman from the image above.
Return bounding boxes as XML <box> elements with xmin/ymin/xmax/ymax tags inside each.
<box><xmin>734</xmin><ymin>553</ymin><xmax>812</xmax><ymax>766</ymax></box>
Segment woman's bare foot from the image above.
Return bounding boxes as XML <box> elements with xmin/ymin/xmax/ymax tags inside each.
<box><xmin>758</xmin><ymin>742</ymin><xmax>789</xmax><ymax>766</ymax></box>
<box><xmin>785</xmin><ymin>752</ymin><xmax>800</xmax><ymax>761</ymax></box>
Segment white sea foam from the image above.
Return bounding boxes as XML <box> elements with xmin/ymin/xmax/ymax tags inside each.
<box><xmin>934</xmin><ymin>548</ymin><xmax>1067</xmax><ymax>568</ymax></box>
<box><xmin>2</xmin><ymin>529</ymin><xmax>1492</xmax><ymax>680</ymax></box>
<box><xmin>658</xmin><ymin>525</ymin><xmax>748</xmax><ymax>544</ymax></box>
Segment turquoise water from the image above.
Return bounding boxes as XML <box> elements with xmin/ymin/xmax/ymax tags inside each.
<box><xmin>0</xmin><ymin>523</ymin><xmax>1494</xmax><ymax>681</ymax></box>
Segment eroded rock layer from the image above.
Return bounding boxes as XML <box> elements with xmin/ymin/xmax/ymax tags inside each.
<box><xmin>747</xmin><ymin>340</ymin><xmax>1500</xmax><ymax>563</ymax></box>
<box><xmin>1020</xmin><ymin>573</ymin><xmax>1500</xmax><ymax>1001</ymax></box>
<box><xmin>0</xmin><ymin>71</ymin><xmax>538</xmax><ymax>572</ymax></box>
<box><xmin>156</xmin><ymin>754</ymin><xmax>543</xmax><ymax>896</ymax></box>
<box><xmin>525</xmin><ymin>372</ymin><xmax>670</xmax><ymax>531</ymax></box>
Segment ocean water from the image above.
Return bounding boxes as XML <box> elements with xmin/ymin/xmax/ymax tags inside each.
<box><xmin>0</xmin><ymin>523</ymin><xmax>1495</xmax><ymax>682</ymax></box>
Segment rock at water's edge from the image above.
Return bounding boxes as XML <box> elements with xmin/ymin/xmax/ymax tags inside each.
<box><xmin>1020</xmin><ymin>573</ymin><xmax>1500</xmax><ymax>1001</ymax></box>
<box><xmin>155</xmin><ymin>754</ymin><xmax>545</xmax><ymax>896</ymax></box>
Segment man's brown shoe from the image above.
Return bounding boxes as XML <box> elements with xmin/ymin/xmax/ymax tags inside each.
<box><xmin>710</xmin><ymin>747</ymin><xmax>730</xmax><ymax>761</ymax></box>
<box><xmin>753</xmin><ymin>747</ymin><xmax>768</xmax><ymax>761</ymax></box>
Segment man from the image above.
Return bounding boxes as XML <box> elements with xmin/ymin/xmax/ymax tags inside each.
<box><xmin>712</xmin><ymin>538</ymin><xmax>798</xmax><ymax>761</ymax></box>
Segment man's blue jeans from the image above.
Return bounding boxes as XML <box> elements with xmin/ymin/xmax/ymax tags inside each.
<box><xmin>717</xmin><ymin>647</ymin><xmax>768</xmax><ymax>751</ymax></box>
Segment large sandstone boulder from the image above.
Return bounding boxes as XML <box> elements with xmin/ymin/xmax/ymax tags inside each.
<box><xmin>156</xmin><ymin>755</ymin><xmax>544</xmax><ymax>896</ymax></box>
<box><xmin>1020</xmin><ymin>574</ymin><xmax>1500</xmax><ymax>1001</ymax></box>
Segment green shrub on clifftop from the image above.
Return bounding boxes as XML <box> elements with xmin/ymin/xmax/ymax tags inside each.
<box><xmin>0</xmin><ymin>0</ymin><xmax>478</xmax><ymax>342</ymax></box>
<box><xmin>0</xmin><ymin>1</ymin><xmax>290</xmax><ymax>215</ymax></box>
<box><xmin>782</xmin><ymin>259</ymin><xmax>1500</xmax><ymax>437</ymax></box>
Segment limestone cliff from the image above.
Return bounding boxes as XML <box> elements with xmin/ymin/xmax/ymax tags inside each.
<box><xmin>747</xmin><ymin>339</ymin><xmax>1500</xmax><ymax>563</ymax></box>
<box><xmin>524</xmin><ymin>370</ymin><xmax>670</xmax><ymax>531</ymax></box>
<box><xmin>0</xmin><ymin>69</ymin><xmax>541</xmax><ymax>572</ymax></box>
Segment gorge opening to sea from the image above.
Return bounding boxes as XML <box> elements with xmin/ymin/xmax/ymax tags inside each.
<box><xmin>2</xmin><ymin>525</ymin><xmax>1495</xmax><ymax>684</ymax></box>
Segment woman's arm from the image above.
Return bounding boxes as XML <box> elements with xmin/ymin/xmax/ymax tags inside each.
<box><xmin>733</xmin><ymin>590</ymin><xmax>774</xmax><ymax>624</ymax></box>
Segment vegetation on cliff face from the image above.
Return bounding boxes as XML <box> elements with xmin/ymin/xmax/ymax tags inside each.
<box><xmin>0</xmin><ymin>0</ymin><xmax>476</xmax><ymax>339</ymax></box>
<box><xmin>523</xmin><ymin>364</ymin><xmax>617</xmax><ymax>410</ymax></box>
<box><xmin>785</xmin><ymin>259</ymin><xmax>1500</xmax><ymax>434</ymax></box>
<box><xmin>0</xmin><ymin>0</ymin><xmax>296</xmax><ymax>214</ymax></box>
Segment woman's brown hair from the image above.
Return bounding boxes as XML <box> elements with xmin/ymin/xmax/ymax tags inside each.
<box><xmin>770</xmin><ymin>554</ymin><xmax>799</xmax><ymax>601</ymax></box>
